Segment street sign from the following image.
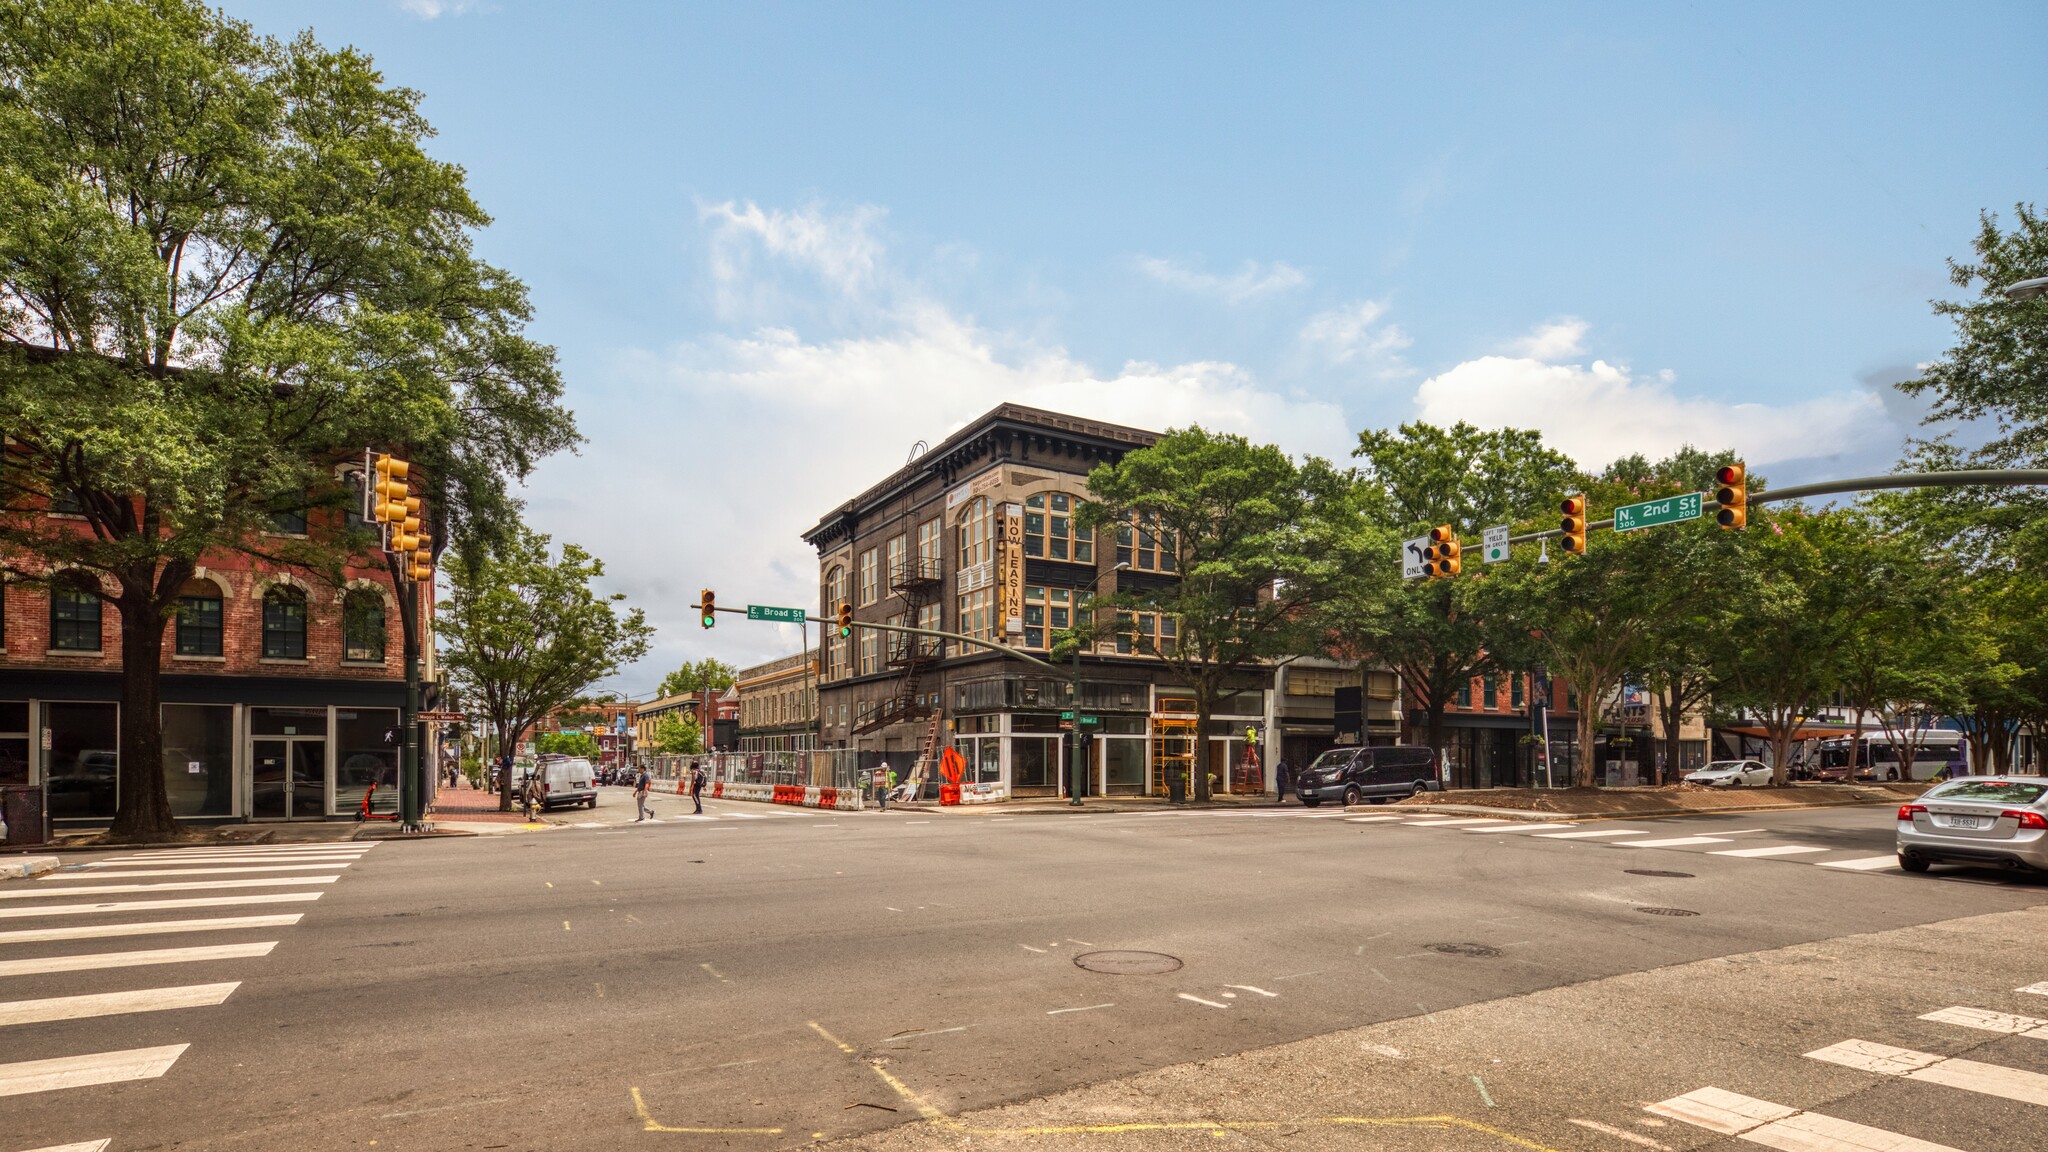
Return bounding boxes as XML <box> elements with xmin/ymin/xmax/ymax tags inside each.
<box><xmin>1401</xmin><ymin>535</ymin><xmax>1430</xmax><ymax>580</ymax></box>
<box><xmin>746</xmin><ymin>604</ymin><xmax>806</xmax><ymax>623</ymax></box>
<box><xmin>1612</xmin><ymin>491</ymin><xmax>1704</xmax><ymax>533</ymax></box>
<box><xmin>1059</xmin><ymin>711</ymin><xmax>1100</xmax><ymax>725</ymax></box>
<box><xmin>1482</xmin><ymin>525</ymin><xmax>1510</xmax><ymax>564</ymax></box>
<box><xmin>1061</xmin><ymin>710</ymin><xmax>1074</xmax><ymax>720</ymax></box>
<box><xmin>416</xmin><ymin>710</ymin><xmax>465</xmax><ymax>723</ymax></box>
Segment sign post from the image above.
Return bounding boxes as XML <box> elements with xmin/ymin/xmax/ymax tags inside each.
<box><xmin>1612</xmin><ymin>492</ymin><xmax>1704</xmax><ymax>533</ymax></box>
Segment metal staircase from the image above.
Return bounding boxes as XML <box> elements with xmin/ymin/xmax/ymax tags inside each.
<box><xmin>852</xmin><ymin>556</ymin><xmax>945</xmax><ymax>735</ymax></box>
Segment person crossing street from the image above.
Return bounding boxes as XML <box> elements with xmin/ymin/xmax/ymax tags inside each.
<box><xmin>689</xmin><ymin>760</ymin><xmax>707</xmax><ymax>814</ymax></box>
<box><xmin>633</xmin><ymin>765</ymin><xmax>653</xmax><ymax>822</ymax></box>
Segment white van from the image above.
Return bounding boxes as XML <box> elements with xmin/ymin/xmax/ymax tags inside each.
<box><xmin>527</xmin><ymin>756</ymin><xmax>597</xmax><ymax>810</ymax></box>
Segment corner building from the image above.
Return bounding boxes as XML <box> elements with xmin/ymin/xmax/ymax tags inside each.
<box><xmin>803</xmin><ymin>404</ymin><xmax>1275</xmax><ymax>799</ymax></box>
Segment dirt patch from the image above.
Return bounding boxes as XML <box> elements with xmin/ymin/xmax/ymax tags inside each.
<box><xmin>53</xmin><ymin>825</ymin><xmax>280</xmax><ymax>850</ymax></box>
<box><xmin>1395</xmin><ymin>782</ymin><xmax>1927</xmax><ymax>816</ymax></box>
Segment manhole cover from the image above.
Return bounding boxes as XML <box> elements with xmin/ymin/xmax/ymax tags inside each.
<box><xmin>1636</xmin><ymin>907</ymin><xmax>1701</xmax><ymax>917</ymax></box>
<box><xmin>1625</xmin><ymin>869</ymin><xmax>1695</xmax><ymax>878</ymax></box>
<box><xmin>1425</xmin><ymin>943</ymin><xmax>1502</xmax><ymax>958</ymax></box>
<box><xmin>1073</xmin><ymin>950</ymin><xmax>1183</xmax><ymax>975</ymax></box>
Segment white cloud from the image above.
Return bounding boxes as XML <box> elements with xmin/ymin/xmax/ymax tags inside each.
<box><xmin>1510</xmin><ymin>318</ymin><xmax>1589</xmax><ymax>362</ymax></box>
<box><xmin>396</xmin><ymin>0</ymin><xmax>478</xmax><ymax>18</ymax></box>
<box><xmin>1136</xmin><ymin>256</ymin><xmax>1309</xmax><ymax>303</ymax></box>
<box><xmin>699</xmin><ymin>200</ymin><xmax>886</xmax><ymax>299</ymax></box>
<box><xmin>1300</xmin><ymin>300</ymin><xmax>1413</xmax><ymax>375</ymax></box>
<box><xmin>1412</xmin><ymin>325</ymin><xmax>1892</xmax><ymax>470</ymax></box>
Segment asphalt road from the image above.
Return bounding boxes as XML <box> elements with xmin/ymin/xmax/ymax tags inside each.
<box><xmin>5</xmin><ymin>791</ymin><xmax>2045</xmax><ymax>1152</ymax></box>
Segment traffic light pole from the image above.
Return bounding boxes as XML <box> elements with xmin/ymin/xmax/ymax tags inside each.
<box><xmin>393</xmin><ymin>561</ymin><xmax>423</xmax><ymax>832</ymax></box>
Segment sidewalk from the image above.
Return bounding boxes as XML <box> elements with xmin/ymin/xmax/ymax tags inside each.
<box><xmin>916</xmin><ymin>793</ymin><xmax>1291</xmax><ymax>815</ymax></box>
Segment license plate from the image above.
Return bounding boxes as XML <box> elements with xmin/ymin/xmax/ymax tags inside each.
<box><xmin>1940</xmin><ymin>815</ymin><xmax>1988</xmax><ymax>829</ymax></box>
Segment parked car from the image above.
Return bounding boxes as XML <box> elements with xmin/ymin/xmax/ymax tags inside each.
<box><xmin>1683</xmin><ymin>759</ymin><xmax>1773</xmax><ymax>787</ymax></box>
<box><xmin>1896</xmin><ymin>776</ymin><xmax>2048</xmax><ymax>873</ymax></box>
<box><xmin>1295</xmin><ymin>745</ymin><xmax>1441</xmax><ymax>807</ymax></box>
<box><xmin>526</xmin><ymin>756</ymin><xmax>598</xmax><ymax>810</ymax></box>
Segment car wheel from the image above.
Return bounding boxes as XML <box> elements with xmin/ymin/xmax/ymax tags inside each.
<box><xmin>1411</xmin><ymin>782</ymin><xmax>1428</xmax><ymax>798</ymax></box>
<box><xmin>1898</xmin><ymin>853</ymin><xmax>1930</xmax><ymax>873</ymax></box>
<box><xmin>1342</xmin><ymin>785</ymin><xmax>1361</xmax><ymax>808</ymax></box>
<box><xmin>1887</xmin><ymin>768</ymin><xmax>1900</xmax><ymax>782</ymax></box>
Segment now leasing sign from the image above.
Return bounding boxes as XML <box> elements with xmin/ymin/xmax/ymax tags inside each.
<box><xmin>1612</xmin><ymin>491</ymin><xmax>1704</xmax><ymax>533</ymax></box>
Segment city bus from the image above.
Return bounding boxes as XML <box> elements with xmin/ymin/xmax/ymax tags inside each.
<box><xmin>1813</xmin><ymin>730</ymin><xmax>1968</xmax><ymax>782</ymax></box>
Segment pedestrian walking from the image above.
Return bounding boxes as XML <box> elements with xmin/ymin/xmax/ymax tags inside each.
<box><xmin>1276</xmin><ymin>757</ymin><xmax>1293</xmax><ymax>800</ymax></box>
<box><xmin>689</xmin><ymin>760</ymin><xmax>707</xmax><ymax>814</ymax></box>
<box><xmin>633</xmin><ymin>765</ymin><xmax>652</xmax><ymax>822</ymax></box>
<box><xmin>876</xmin><ymin>760</ymin><xmax>895</xmax><ymax>811</ymax></box>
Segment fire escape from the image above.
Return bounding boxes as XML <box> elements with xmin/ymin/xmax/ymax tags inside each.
<box><xmin>852</xmin><ymin>554</ymin><xmax>945</xmax><ymax>735</ymax></box>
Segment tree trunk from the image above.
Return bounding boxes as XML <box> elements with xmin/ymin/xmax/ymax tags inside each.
<box><xmin>497</xmin><ymin>720</ymin><xmax>516</xmax><ymax>811</ymax></box>
<box><xmin>1575</xmin><ymin>699</ymin><xmax>1599</xmax><ymax>788</ymax></box>
<box><xmin>109</xmin><ymin>582</ymin><xmax>175</xmax><ymax>840</ymax></box>
<box><xmin>1768</xmin><ymin>715</ymin><xmax>1796</xmax><ymax>787</ymax></box>
<box><xmin>1658</xmin><ymin>684</ymin><xmax>1683</xmax><ymax>786</ymax></box>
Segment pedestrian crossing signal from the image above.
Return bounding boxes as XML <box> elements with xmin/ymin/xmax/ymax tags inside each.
<box><xmin>1559</xmin><ymin>495</ymin><xmax>1588</xmax><ymax>555</ymax></box>
<box><xmin>1423</xmin><ymin>525</ymin><xmax>1461</xmax><ymax>578</ymax></box>
<box><xmin>699</xmin><ymin>589</ymin><xmax>716</xmax><ymax>628</ymax></box>
<box><xmin>1715</xmin><ymin>463</ymin><xmax>1747</xmax><ymax>530</ymax></box>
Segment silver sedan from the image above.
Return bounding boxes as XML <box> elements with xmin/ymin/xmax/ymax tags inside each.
<box><xmin>1896</xmin><ymin>776</ymin><xmax>2048</xmax><ymax>873</ymax></box>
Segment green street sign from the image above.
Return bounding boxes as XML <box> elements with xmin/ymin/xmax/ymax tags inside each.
<box><xmin>1612</xmin><ymin>491</ymin><xmax>1704</xmax><ymax>533</ymax></box>
<box><xmin>746</xmin><ymin>604</ymin><xmax>807</xmax><ymax>623</ymax></box>
<box><xmin>1060</xmin><ymin>710</ymin><xmax>1075</xmax><ymax>720</ymax></box>
<box><xmin>1080</xmin><ymin>715</ymin><xmax>1100</xmax><ymax>726</ymax></box>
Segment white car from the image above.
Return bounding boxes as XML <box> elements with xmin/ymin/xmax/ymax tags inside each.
<box><xmin>1684</xmin><ymin>759</ymin><xmax>1773</xmax><ymax>787</ymax></box>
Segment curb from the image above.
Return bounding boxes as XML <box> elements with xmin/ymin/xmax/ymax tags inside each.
<box><xmin>0</xmin><ymin>856</ymin><xmax>59</xmax><ymax>880</ymax></box>
<box><xmin>1379</xmin><ymin>798</ymin><xmax>1903</xmax><ymax>822</ymax></box>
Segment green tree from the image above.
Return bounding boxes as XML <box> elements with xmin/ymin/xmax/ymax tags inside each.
<box><xmin>1340</xmin><ymin>422</ymin><xmax>1579</xmax><ymax>756</ymax></box>
<box><xmin>653</xmin><ymin>713</ymin><xmax>704</xmax><ymax>756</ymax></box>
<box><xmin>0</xmin><ymin>0</ymin><xmax>573</xmax><ymax>837</ymax></box>
<box><xmin>1078</xmin><ymin>427</ymin><xmax>1361</xmax><ymax>802</ymax></box>
<box><xmin>534</xmin><ymin>731</ymin><xmax>600</xmax><ymax>760</ymax></box>
<box><xmin>658</xmin><ymin>658</ymin><xmax>738</xmax><ymax>698</ymax></box>
<box><xmin>439</xmin><ymin>528</ymin><xmax>653</xmax><ymax>808</ymax></box>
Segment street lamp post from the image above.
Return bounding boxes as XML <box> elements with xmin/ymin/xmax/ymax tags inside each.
<box><xmin>2002</xmin><ymin>276</ymin><xmax>2048</xmax><ymax>302</ymax></box>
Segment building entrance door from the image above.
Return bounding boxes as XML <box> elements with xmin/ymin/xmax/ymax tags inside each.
<box><xmin>251</xmin><ymin>738</ymin><xmax>326</xmax><ymax>820</ymax></box>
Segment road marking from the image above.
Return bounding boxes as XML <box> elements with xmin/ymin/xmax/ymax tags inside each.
<box><xmin>1068</xmin><ymin>938</ymin><xmax>1094</xmax><ymax>946</ymax></box>
<box><xmin>0</xmin><ymin>892</ymin><xmax>323</xmax><ymax>919</ymax></box>
<box><xmin>563</xmin><ymin>921</ymin><xmax>571</xmax><ymax>931</ymax></box>
<box><xmin>1177</xmin><ymin>993</ymin><xmax>1230</xmax><ymax>1009</ymax></box>
<box><xmin>1019</xmin><ymin>944</ymin><xmax>1047</xmax><ymax>953</ymax></box>
<box><xmin>0</xmin><ymin>913</ymin><xmax>303</xmax><ymax>945</ymax></box>
<box><xmin>699</xmin><ymin>962</ymin><xmax>729</xmax><ymax>983</ymax></box>
<box><xmin>885</xmin><ymin>1026</ymin><xmax>967</xmax><ymax>1041</ymax></box>
<box><xmin>1921</xmin><ymin>1005</ymin><xmax>2048</xmax><ymax>1037</ymax></box>
<box><xmin>86</xmin><ymin>854</ymin><xmax>365</xmax><ymax>867</ymax></box>
<box><xmin>16</xmin><ymin>1141</ymin><xmax>113</xmax><ymax>1152</ymax></box>
<box><xmin>0</xmin><ymin>876</ymin><xmax>338</xmax><ymax>900</ymax></box>
<box><xmin>1647</xmin><ymin>1085</ymin><xmax>1963</xmax><ymax>1151</ymax></box>
<box><xmin>0</xmin><ymin>940</ymin><xmax>277</xmax><ymax>978</ymax></box>
<box><xmin>630</xmin><ymin>1086</ymin><xmax>784</xmax><ymax>1134</ymax></box>
<box><xmin>51</xmin><ymin>863</ymin><xmax>351</xmax><ymax>879</ymax></box>
<box><xmin>1536</xmin><ymin>828</ymin><xmax>1652</xmax><ymax>839</ymax></box>
<box><xmin>1568</xmin><ymin>1118</ymin><xmax>1668</xmax><ymax>1149</ymax></box>
<box><xmin>1345</xmin><ymin>815</ymin><xmax>1404</xmax><ymax>822</ymax></box>
<box><xmin>1623</xmin><ymin>836</ymin><xmax>1733</xmax><ymax>848</ymax></box>
<box><xmin>0</xmin><ymin>981</ymin><xmax>240</xmax><ymax>1027</ymax></box>
<box><xmin>0</xmin><ymin>1044</ymin><xmax>188</xmax><ymax>1097</ymax></box>
<box><xmin>2020</xmin><ymin>981</ymin><xmax>2048</xmax><ymax>997</ymax></box>
<box><xmin>1047</xmin><ymin>1003</ymin><xmax>1114</xmax><ymax>1015</ymax></box>
<box><xmin>1470</xmin><ymin>1075</ymin><xmax>1495</xmax><ymax>1107</ymax></box>
<box><xmin>1806</xmin><ymin>1038</ymin><xmax>2048</xmax><ymax>1106</ymax></box>
<box><xmin>124</xmin><ymin>843</ymin><xmax>371</xmax><ymax>854</ymax></box>
<box><xmin>1223</xmin><ymin>984</ymin><xmax>1278</xmax><ymax>997</ymax></box>
<box><xmin>1712</xmin><ymin>845</ymin><xmax>1829</xmax><ymax>858</ymax></box>
<box><xmin>1466</xmin><ymin>823</ymin><xmax>1579</xmax><ymax>832</ymax></box>
<box><xmin>1816</xmin><ymin>856</ymin><xmax>1900</xmax><ymax>872</ymax></box>
<box><xmin>1410</xmin><ymin>818</ymin><xmax>1511</xmax><ymax>827</ymax></box>
<box><xmin>806</xmin><ymin>1019</ymin><xmax>856</xmax><ymax>1053</ymax></box>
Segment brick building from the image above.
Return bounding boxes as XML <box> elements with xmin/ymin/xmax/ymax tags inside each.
<box><xmin>0</xmin><ymin>482</ymin><xmax>421</xmax><ymax>826</ymax></box>
<box><xmin>736</xmin><ymin>652</ymin><xmax>817</xmax><ymax>753</ymax></box>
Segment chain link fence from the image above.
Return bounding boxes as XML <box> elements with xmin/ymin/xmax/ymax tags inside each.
<box><xmin>643</xmin><ymin>749</ymin><xmax>865</xmax><ymax>791</ymax></box>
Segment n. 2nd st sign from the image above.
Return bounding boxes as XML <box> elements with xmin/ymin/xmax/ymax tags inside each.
<box><xmin>1612</xmin><ymin>492</ymin><xmax>1704</xmax><ymax>533</ymax></box>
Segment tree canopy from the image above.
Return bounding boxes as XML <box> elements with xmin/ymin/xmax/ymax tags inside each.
<box><xmin>659</xmin><ymin>658</ymin><xmax>738</xmax><ymax>698</ymax></box>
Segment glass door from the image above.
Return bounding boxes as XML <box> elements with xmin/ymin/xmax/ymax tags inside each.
<box><xmin>251</xmin><ymin>737</ymin><xmax>327</xmax><ymax>820</ymax></box>
<box><xmin>291</xmin><ymin>741</ymin><xmax>326</xmax><ymax>818</ymax></box>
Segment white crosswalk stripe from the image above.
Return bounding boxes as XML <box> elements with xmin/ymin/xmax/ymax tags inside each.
<box><xmin>16</xmin><ymin>1140</ymin><xmax>113</xmax><ymax>1152</ymax></box>
<box><xmin>85</xmin><ymin>854</ymin><xmax>364</xmax><ymax>867</ymax></box>
<box><xmin>1</xmin><ymin>876</ymin><xmax>338</xmax><ymax>900</ymax></box>
<box><xmin>1647</xmin><ymin>1086</ymin><xmax>1964</xmax><ymax>1151</ymax></box>
<box><xmin>0</xmin><ymin>1044</ymin><xmax>189</xmax><ymax>1097</ymax></box>
<box><xmin>0</xmin><ymin>892</ymin><xmax>324</xmax><ymax>919</ymax></box>
<box><xmin>0</xmin><ymin>982</ymin><xmax>240</xmax><ymax>1027</ymax></box>
<box><xmin>1817</xmin><ymin>855</ymin><xmax>1901</xmax><ymax>872</ymax></box>
<box><xmin>55</xmin><ymin>863</ymin><xmax>354</xmax><ymax>879</ymax></box>
<box><xmin>0</xmin><ymin>941</ymin><xmax>276</xmax><ymax>978</ymax></box>
<box><xmin>1712</xmin><ymin>845</ymin><xmax>1830</xmax><ymax>858</ymax></box>
<box><xmin>0</xmin><ymin>914</ymin><xmax>302</xmax><ymax>946</ymax></box>
<box><xmin>1807</xmin><ymin>1038</ymin><xmax>2048</xmax><ymax>1106</ymax></box>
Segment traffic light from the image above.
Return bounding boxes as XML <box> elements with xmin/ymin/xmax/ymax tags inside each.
<box><xmin>699</xmin><ymin>589</ymin><xmax>716</xmax><ymax>629</ymax></box>
<box><xmin>1559</xmin><ymin>495</ymin><xmax>1588</xmax><ymax>555</ymax></box>
<box><xmin>1715</xmin><ymin>462</ymin><xmax>1747</xmax><ymax>530</ymax></box>
<box><xmin>836</xmin><ymin>602</ymin><xmax>853</xmax><ymax>638</ymax></box>
<box><xmin>407</xmin><ymin>537</ymin><xmax>433</xmax><ymax>583</ymax></box>
<box><xmin>370</xmin><ymin>453</ymin><xmax>410</xmax><ymax>526</ymax></box>
<box><xmin>1423</xmin><ymin>524</ymin><xmax>1461</xmax><ymax>578</ymax></box>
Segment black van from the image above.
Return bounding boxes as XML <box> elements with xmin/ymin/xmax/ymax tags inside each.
<box><xmin>1294</xmin><ymin>745</ymin><xmax>1441</xmax><ymax>807</ymax></box>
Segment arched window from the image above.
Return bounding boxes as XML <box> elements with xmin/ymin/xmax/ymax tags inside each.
<box><xmin>954</xmin><ymin>497</ymin><xmax>995</xmax><ymax>649</ymax></box>
<box><xmin>1023</xmin><ymin>492</ymin><xmax>1093</xmax><ymax>563</ymax></box>
<box><xmin>262</xmin><ymin>586</ymin><xmax>308</xmax><ymax>660</ymax></box>
<box><xmin>174</xmin><ymin>579</ymin><xmax>224</xmax><ymax>657</ymax></box>
<box><xmin>1116</xmin><ymin>510</ymin><xmax>1178</xmax><ymax>573</ymax></box>
<box><xmin>49</xmin><ymin>572</ymin><xmax>101</xmax><ymax>651</ymax></box>
<box><xmin>956</xmin><ymin>497</ymin><xmax>992</xmax><ymax>570</ymax></box>
<box><xmin>343</xmin><ymin>589</ymin><xmax>386</xmax><ymax>663</ymax></box>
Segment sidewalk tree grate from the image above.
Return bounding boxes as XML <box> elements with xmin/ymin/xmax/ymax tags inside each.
<box><xmin>1425</xmin><ymin>943</ymin><xmax>1502</xmax><ymax>958</ymax></box>
<box><xmin>1635</xmin><ymin>907</ymin><xmax>1700</xmax><ymax>917</ymax></box>
<box><xmin>1073</xmin><ymin>950</ymin><xmax>1183</xmax><ymax>975</ymax></box>
<box><xmin>1624</xmin><ymin>869</ymin><xmax>1695</xmax><ymax>878</ymax></box>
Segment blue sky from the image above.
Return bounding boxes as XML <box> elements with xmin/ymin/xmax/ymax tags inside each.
<box><xmin>243</xmin><ymin>1</ymin><xmax>2046</xmax><ymax>691</ymax></box>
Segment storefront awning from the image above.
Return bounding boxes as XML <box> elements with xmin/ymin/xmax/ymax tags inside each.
<box><xmin>1718</xmin><ymin>724</ymin><xmax>1858</xmax><ymax>740</ymax></box>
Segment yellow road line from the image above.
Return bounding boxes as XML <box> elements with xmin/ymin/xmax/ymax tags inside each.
<box><xmin>630</xmin><ymin>1087</ymin><xmax>782</xmax><ymax>1134</ymax></box>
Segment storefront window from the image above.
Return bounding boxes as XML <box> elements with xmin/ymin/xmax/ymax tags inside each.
<box><xmin>335</xmin><ymin>708</ymin><xmax>400</xmax><ymax>817</ymax></box>
<box><xmin>44</xmin><ymin>702</ymin><xmax>118</xmax><ymax>819</ymax></box>
<box><xmin>1011</xmin><ymin>736</ymin><xmax>1058</xmax><ymax>789</ymax></box>
<box><xmin>0</xmin><ymin>702</ymin><xmax>28</xmax><ymax>787</ymax></box>
<box><xmin>1102</xmin><ymin>738</ymin><xmax>1147</xmax><ymax>794</ymax></box>
<box><xmin>162</xmin><ymin>704</ymin><xmax>234</xmax><ymax>817</ymax></box>
<box><xmin>250</xmin><ymin>706</ymin><xmax>328</xmax><ymax>736</ymax></box>
<box><xmin>976</xmin><ymin>738</ymin><xmax>1001</xmax><ymax>784</ymax></box>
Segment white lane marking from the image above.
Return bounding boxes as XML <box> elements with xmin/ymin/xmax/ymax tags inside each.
<box><xmin>1047</xmin><ymin>1003</ymin><xmax>1115</xmax><ymax>1015</ymax></box>
<box><xmin>1567</xmin><ymin>1118</ymin><xmax>1668</xmax><ymax>1149</ymax></box>
<box><xmin>1019</xmin><ymin>944</ymin><xmax>1047</xmax><ymax>953</ymax></box>
<box><xmin>119</xmin><ymin>847</ymin><xmax>369</xmax><ymax>859</ymax></box>
<box><xmin>2020</xmin><ymin>981</ymin><xmax>2048</xmax><ymax>997</ymax></box>
<box><xmin>1648</xmin><ymin>1086</ymin><xmax>1962</xmax><ymax>1151</ymax></box>
<box><xmin>1921</xmin><ymin>1005</ymin><xmax>2048</xmax><ymax>1037</ymax></box>
<box><xmin>0</xmin><ymin>940</ymin><xmax>277</xmax><ymax>978</ymax></box>
<box><xmin>17</xmin><ymin>1141</ymin><xmax>113</xmax><ymax>1152</ymax></box>
<box><xmin>0</xmin><ymin>981</ymin><xmax>239</xmax><ymax>1027</ymax></box>
<box><xmin>1177</xmin><ymin>993</ymin><xmax>1230</xmax><ymax>1009</ymax></box>
<box><xmin>1816</xmin><ymin>856</ymin><xmax>1901</xmax><ymax>872</ymax></box>
<box><xmin>90</xmin><ymin>853</ymin><xmax>365</xmax><ymax>865</ymax></box>
<box><xmin>52</xmin><ymin>863</ymin><xmax>352</xmax><ymax>879</ymax></box>
<box><xmin>0</xmin><ymin>913</ymin><xmax>303</xmax><ymax>946</ymax></box>
<box><xmin>0</xmin><ymin>891</ymin><xmax>323</xmax><ymax>920</ymax></box>
<box><xmin>1408</xmin><ymin>818</ymin><xmax>1511</xmax><ymax>827</ymax></box>
<box><xmin>1</xmin><ymin>876</ymin><xmax>337</xmax><ymax>900</ymax></box>
<box><xmin>1806</xmin><ymin>1038</ymin><xmax>2048</xmax><ymax>1106</ymax></box>
<box><xmin>1536</xmin><ymin>828</ymin><xmax>1652</xmax><ymax>839</ymax></box>
<box><xmin>1223</xmin><ymin>984</ymin><xmax>1278</xmax><ymax>997</ymax></box>
<box><xmin>1624</xmin><ymin>836</ymin><xmax>1733</xmax><ymax>848</ymax></box>
<box><xmin>0</xmin><ymin>1044</ymin><xmax>189</xmax><ymax>1097</ymax></box>
<box><xmin>1466</xmin><ymin>823</ymin><xmax>1579</xmax><ymax>832</ymax></box>
<box><xmin>1345</xmin><ymin>816</ymin><xmax>1405</xmax><ymax>823</ymax></box>
<box><xmin>884</xmin><ymin>1026</ymin><xmax>967</xmax><ymax>1041</ymax></box>
<box><xmin>1712</xmin><ymin>845</ymin><xmax>1829</xmax><ymax>858</ymax></box>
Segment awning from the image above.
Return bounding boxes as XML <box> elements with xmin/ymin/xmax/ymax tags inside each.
<box><xmin>1718</xmin><ymin>724</ymin><xmax>1858</xmax><ymax>740</ymax></box>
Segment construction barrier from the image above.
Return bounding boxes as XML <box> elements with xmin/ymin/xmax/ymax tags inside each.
<box><xmin>701</xmin><ymin>779</ymin><xmax>864</xmax><ymax>811</ymax></box>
